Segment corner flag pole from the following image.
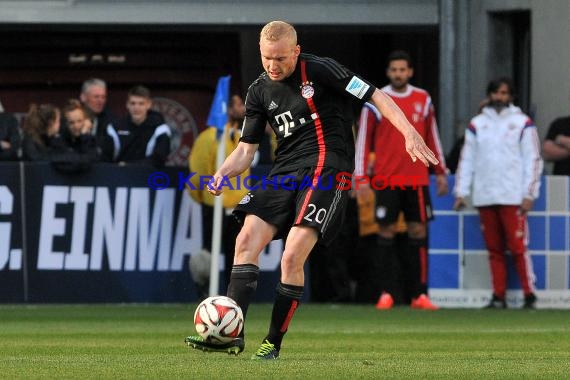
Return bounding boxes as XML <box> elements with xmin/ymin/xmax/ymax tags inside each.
<box><xmin>206</xmin><ymin>75</ymin><xmax>231</xmax><ymax>297</ymax></box>
<box><xmin>209</xmin><ymin>132</ymin><xmax>227</xmax><ymax>297</ymax></box>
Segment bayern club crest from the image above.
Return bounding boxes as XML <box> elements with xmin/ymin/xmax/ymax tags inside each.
<box><xmin>300</xmin><ymin>81</ymin><xmax>314</xmax><ymax>99</ymax></box>
<box><xmin>152</xmin><ymin>97</ymin><xmax>199</xmax><ymax>167</ymax></box>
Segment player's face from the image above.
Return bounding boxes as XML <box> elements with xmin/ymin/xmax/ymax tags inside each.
<box><xmin>260</xmin><ymin>37</ymin><xmax>300</xmax><ymax>81</ymax></box>
<box><xmin>489</xmin><ymin>83</ymin><xmax>512</xmax><ymax>105</ymax></box>
<box><xmin>126</xmin><ymin>95</ymin><xmax>152</xmax><ymax>125</ymax></box>
<box><xmin>80</xmin><ymin>85</ymin><xmax>107</xmax><ymax>114</ymax></box>
<box><xmin>387</xmin><ymin>59</ymin><xmax>413</xmax><ymax>90</ymax></box>
<box><xmin>65</xmin><ymin>108</ymin><xmax>89</xmax><ymax>137</ymax></box>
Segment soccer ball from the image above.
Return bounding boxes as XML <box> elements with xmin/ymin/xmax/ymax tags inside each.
<box><xmin>194</xmin><ymin>296</ymin><xmax>244</xmax><ymax>343</ymax></box>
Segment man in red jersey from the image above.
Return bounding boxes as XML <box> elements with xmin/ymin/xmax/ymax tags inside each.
<box><xmin>355</xmin><ymin>50</ymin><xmax>448</xmax><ymax>310</ymax></box>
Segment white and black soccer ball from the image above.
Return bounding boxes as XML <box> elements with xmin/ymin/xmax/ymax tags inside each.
<box><xmin>194</xmin><ymin>296</ymin><xmax>244</xmax><ymax>343</ymax></box>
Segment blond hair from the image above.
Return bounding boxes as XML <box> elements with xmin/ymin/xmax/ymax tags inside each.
<box><xmin>260</xmin><ymin>21</ymin><xmax>297</xmax><ymax>45</ymax></box>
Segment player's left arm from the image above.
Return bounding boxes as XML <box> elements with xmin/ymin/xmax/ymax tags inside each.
<box><xmin>369</xmin><ymin>89</ymin><xmax>438</xmax><ymax>167</ymax></box>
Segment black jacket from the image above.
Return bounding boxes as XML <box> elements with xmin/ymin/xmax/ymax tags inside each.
<box><xmin>22</xmin><ymin>132</ymin><xmax>98</xmax><ymax>174</ymax></box>
<box><xmin>0</xmin><ymin>113</ymin><xmax>21</xmax><ymax>160</ymax></box>
<box><xmin>114</xmin><ymin>110</ymin><xmax>171</xmax><ymax>167</ymax></box>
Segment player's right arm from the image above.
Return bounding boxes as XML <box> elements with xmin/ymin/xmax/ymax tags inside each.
<box><xmin>208</xmin><ymin>141</ymin><xmax>259</xmax><ymax>196</ymax></box>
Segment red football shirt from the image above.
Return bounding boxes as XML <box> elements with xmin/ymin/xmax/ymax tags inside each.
<box><xmin>355</xmin><ymin>85</ymin><xmax>447</xmax><ymax>186</ymax></box>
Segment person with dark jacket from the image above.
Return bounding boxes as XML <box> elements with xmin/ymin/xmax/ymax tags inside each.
<box><xmin>22</xmin><ymin>104</ymin><xmax>64</xmax><ymax>161</ymax></box>
<box><xmin>79</xmin><ymin>78</ymin><xmax>117</xmax><ymax>162</ymax></box>
<box><xmin>111</xmin><ymin>85</ymin><xmax>171</xmax><ymax>167</ymax></box>
<box><xmin>542</xmin><ymin>113</ymin><xmax>570</xmax><ymax>175</ymax></box>
<box><xmin>0</xmin><ymin>103</ymin><xmax>21</xmax><ymax>160</ymax></box>
<box><xmin>22</xmin><ymin>103</ymin><xmax>96</xmax><ymax>174</ymax></box>
<box><xmin>59</xmin><ymin>99</ymin><xmax>99</xmax><ymax>172</ymax></box>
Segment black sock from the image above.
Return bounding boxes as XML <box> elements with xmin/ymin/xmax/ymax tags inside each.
<box><xmin>265</xmin><ymin>282</ymin><xmax>303</xmax><ymax>351</ymax></box>
<box><xmin>227</xmin><ymin>264</ymin><xmax>259</xmax><ymax>337</ymax></box>
<box><xmin>377</xmin><ymin>235</ymin><xmax>397</xmax><ymax>296</ymax></box>
<box><xmin>406</xmin><ymin>237</ymin><xmax>428</xmax><ymax>298</ymax></box>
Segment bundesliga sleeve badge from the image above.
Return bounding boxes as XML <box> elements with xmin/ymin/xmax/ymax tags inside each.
<box><xmin>300</xmin><ymin>81</ymin><xmax>315</xmax><ymax>99</ymax></box>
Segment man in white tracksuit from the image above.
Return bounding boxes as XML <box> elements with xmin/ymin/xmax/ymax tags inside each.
<box><xmin>454</xmin><ymin>77</ymin><xmax>543</xmax><ymax>309</ymax></box>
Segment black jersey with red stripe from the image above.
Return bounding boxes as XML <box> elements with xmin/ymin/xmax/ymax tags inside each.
<box><xmin>240</xmin><ymin>53</ymin><xmax>376</xmax><ymax>175</ymax></box>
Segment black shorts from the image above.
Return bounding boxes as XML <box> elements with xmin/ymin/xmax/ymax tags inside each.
<box><xmin>374</xmin><ymin>186</ymin><xmax>433</xmax><ymax>225</ymax></box>
<box><xmin>233</xmin><ymin>166</ymin><xmax>349</xmax><ymax>246</ymax></box>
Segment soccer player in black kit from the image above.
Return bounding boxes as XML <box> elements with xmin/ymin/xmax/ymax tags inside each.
<box><xmin>185</xmin><ymin>20</ymin><xmax>438</xmax><ymax>360</ymax></box>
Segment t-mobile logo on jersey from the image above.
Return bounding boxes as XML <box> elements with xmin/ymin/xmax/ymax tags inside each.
<box><xmin>275</xmin><ymin>111</ymin><xmax>319</xmax><ymax>138</ymax></box>
<box><xmin>275</xmin><ymin>111</ymin><xmax>295</xmax><ymax>137</ymax></box>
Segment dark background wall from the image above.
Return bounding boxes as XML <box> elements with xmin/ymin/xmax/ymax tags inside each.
<box><xmin>0</xmin><ymin>24</ymin><xmax>438</xmax><ymax>134</ymax></box>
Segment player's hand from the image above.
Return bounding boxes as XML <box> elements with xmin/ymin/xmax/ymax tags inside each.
<box><xmin>453</xmin><ymin>197</ymin><xmax>466</xmax><ymax>211</ymax></box>
<box><xmin>521</xmin><ymin>198</ymin><xmax>534</xmax><ymax>214</ymax></box>
<box><xmin>355</xmin><ymin>181</ymin><xmax>371</xmax><ymax>198</ymax></box>
<box><xmin>207</xmin><ymin>174</ymin><xmax>224</xmax><ymax>196</ymax></box>
<box><xmin>436</xmin><ymin>174</ymin><xmax>448</xmax><ymax>196</ymax></box>
<box><xmin>404</xmin><ymin>129</ymin><xmax>439</xmax><ymax>167</ymax></box>
<box><xmin>0</xmin><ymin>141</ymin><xmax>11</xmax><ymax>150</ymax></box>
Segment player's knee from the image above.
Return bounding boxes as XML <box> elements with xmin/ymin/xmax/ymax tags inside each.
<box><xmin>234</xmin><ymin>230</ymin><xmax>255</xmax><ymax>259</ymax></box>
<box><xmin>280</xmin><ymin>253</ymin><xmax>304</xmax><ymax>275</ymax></box>
<box><xmin>235</xmin><ymin>228</ymin><xmax>249</xmax><ymax>248</ymax></box>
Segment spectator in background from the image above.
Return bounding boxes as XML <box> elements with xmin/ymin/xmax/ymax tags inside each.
<box><xmin>22</xmin><ymin>103</ymin><xmax>97</xmax><ymax>174</ymax></box>
<box><xmin>21</xmin><ymin>104</ymin><xmax>63</xmax><ymax>161</ymax></box>
<box><xmin>80</xmin><ymin>78</ymin><xmax>113</xmax><ymax>134</ymax></box>
<box><xmin>454</xmin><ymin>77</ymin><xmax>542</xmax><ymax>309</ymax></box>
<box><xmin>542</xmin><ymin>106</ymin><xmax>570</xmax><ymax>175</ymax></box>
<box><xmin>112</xmin><ymin>85</ymin><xmax>171</xmax><ymax>167</ymax></box>
<box><xmin>187</xmin><ymin>94</ymin><xmax>247</xmax><ymax>299</ymax></box>
<box><xmin>354</xmin><ymin>50</ymin><xmax>448</xmax><ymax>310</ymax></box>
<box><xmin>60</xmin><ymin>99</ymin><xmax>99</xmax><ymax>171</ymax></box>
<box><xmin>80</xmin><ymin>78</ymin><xmax>117</xmax><ymax>161</ymax></box>
<box><xmin>62</xmin><ymin>99</ymin><xmax>94</xmax><ymax>147</ymax></box>
<box><xmin>0</xmin><ymin>100</ymin><xmax>21</xmax><ymax>160</ymax></box>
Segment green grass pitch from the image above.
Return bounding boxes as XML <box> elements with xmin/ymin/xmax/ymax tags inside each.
<box><xmin>1</xmin><ymin>304</ymin><xmax>569</xmax><ymax>379</ymax></box>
